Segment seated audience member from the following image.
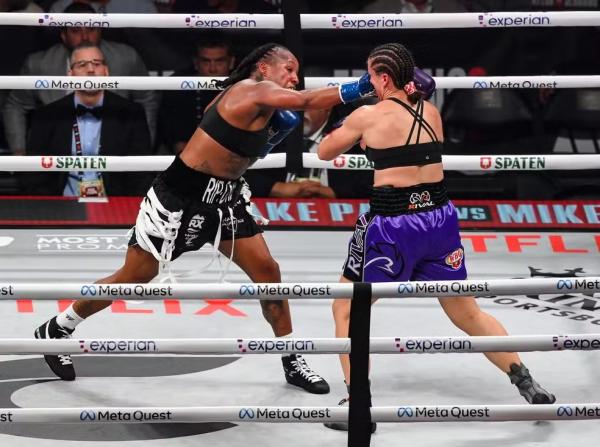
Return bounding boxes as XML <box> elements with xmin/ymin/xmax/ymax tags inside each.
<box><xmin>0</xmin><ymin>1</ymin><xmax>44</xmax><ymax>150</ymax></box>
<box><xmin>49</xmin><ymin>0</ymin><xmax>156</xmax><ymax>12</ymax></box>
<box><xmin>2</xmin><ymin>2</ymin><xmax>157</xmax><ymax>155</ymax></box>
<box><xmin>357</xmin><ymin>0</ymin><xmax>466</xmax><ymax>13</ymax></box>
<box><xmin>21</xmin><ymin>43</ymin><xmax>152</xmax><ymax>197</ymax></box>
<box><xmin>172</xmin><ymin>0</ymin><xmax>279</xmax><ymax>13</ymax></box>
<box><xmin>159</xmin><ymin>38</ymin><xmax>235</xmax><ymax>154</ymax></box>
<box><xmin>48</xmin><ymin>0</ymin><xmax>183</xmax><ymax>71</ymax></box>
<box><xmin>0</xmin><ymin>0</ymin><xmax>42</xmax><ymax>11</ymax></box>
<box><xmin>242</xmin><ymin>139</ymin><xmax>336</xmax><ymax>199</ymax></box>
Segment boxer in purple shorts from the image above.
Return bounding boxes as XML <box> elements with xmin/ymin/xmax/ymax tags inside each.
<box><xmin>318</xmin><ymin>43</ymin><xmax>555</xmax><ymax>433</ymax></box>
<box><xmin>343</xmin><ymin>192</ymin><xmax>466</xmax><ymax>284</ymax></box>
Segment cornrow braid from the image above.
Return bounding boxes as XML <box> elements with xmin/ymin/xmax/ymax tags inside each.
<box><xmin>368</xmin><ymin>43</ymin><xmax>422</xmax><ymax>103</ymax></box>
<box><xmin>214</xmin><ymin>43</ymin><xmax>289</xmax><ymax>89</ymax></box>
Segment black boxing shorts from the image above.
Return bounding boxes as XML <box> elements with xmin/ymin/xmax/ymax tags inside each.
<box><xmin>129</xmin><ymin>156</ymin><xmax>262</xmax><ymax>262</ymax></box>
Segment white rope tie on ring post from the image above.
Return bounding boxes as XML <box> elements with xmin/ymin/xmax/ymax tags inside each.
<box><xmin>2</xmin><ymin>75</ymin><xmax>600</xmax><ymax>90</ymax></box>
<box><xmin>0</xmin><ymin>404</ymin><xmax>599</xmax><ymax>424</ymax></box>
<box><xmin>1</xmin><ymin>334</ymin><xmax>600</xmax><ymax>355</ymax></box>
<box><xmin>0</xmin><ymin>154</ymin><xmax>286</xmax><ymax>172</ymax></box>
<box><xmin>303</xmin><ymin>153</ymin><xmax>600</xmax><ymax>171</ymax></box>
<box><xmin>2</xmin><ymin>11</ymin><xmax>600</xmax><ymax>29</ymax></box>
<box><xmin>0</xmin><ymin>277</ymin><xmax>596</xmax><ymax>300</ymax></box>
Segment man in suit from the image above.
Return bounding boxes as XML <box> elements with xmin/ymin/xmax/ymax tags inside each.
<box><xmin>2</xmin><ymin>2</ymin><xmax>156</xmax><ymax>155</ymax></box>
<box><xmin>21</xmin><ymin>43</ymin><xmax>152</xmax><ymax>197</ymax></box>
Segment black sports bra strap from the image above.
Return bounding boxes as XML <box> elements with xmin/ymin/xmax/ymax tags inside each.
<box><xmin>417</xmin><ymin>106</ymin><xmax>439</xmax><ymax>143</ymax></box>
<box><xmin>386</xmin><ymin>97</ymin><xmax>419</xmax><ymax>144</ymax></box>
<box><xmin>385</xmin><ymin>97</ymin><xmax>439</xmax><ymax>144</ymax></box>
<box><xmin>406</xmin><ymin>101</ymin><xmax>420</xmax><ymax>145</ymax></box>
<box><xmin>205</xmin><ymin>87</ymin><xmax>228</xmax><ymax>112</ymax></box>
<box><xmin>415</xmin><ymin>99</ymin><xmax>424</xmax><ymax>144</ymax></box>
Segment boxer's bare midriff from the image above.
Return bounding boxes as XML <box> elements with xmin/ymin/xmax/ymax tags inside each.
<box><xmin>178</xmin><ymin>128</ymin><xmax>258</xmax><ymax>180</ymax></box>
<box><xmin>372</xmin><ymin>162</ymin><xmax>444</xmax><ymax>188</ymax></box>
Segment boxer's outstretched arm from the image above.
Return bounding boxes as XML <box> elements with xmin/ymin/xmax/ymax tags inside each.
<box><xmin>251</xmin><ymin>75</ymin><xmax>374</xmax><ymax>111</ymax></box>
<box><xmin>318</xmin><ymin>107</ymin><xmax>370</xmax><ymax>161</ymax></box>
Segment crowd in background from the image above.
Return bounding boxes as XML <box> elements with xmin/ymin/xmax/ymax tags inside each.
<box><xmin>0</xmin><ymin>0</ymin><xmax>599</xmax><ymax>200</ymax></box>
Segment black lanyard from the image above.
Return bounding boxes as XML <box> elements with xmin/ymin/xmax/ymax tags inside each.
<box><xmin>73</xmin><ymin>119</ymin><xmax>84</xmax><ymax>157</ymax></box>
<box><xmin>72</xmin><ymin>119</ymin><xmax>84</xmax><ymax>182</ymax></box>
<box><xmin>72</xmin><ymin>118</ymin><xmax>100</xmax><ymax>182</ymax></box>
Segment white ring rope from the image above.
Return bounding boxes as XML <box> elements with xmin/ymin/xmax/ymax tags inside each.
<box><xmin>303</xmin><ymin>153</ymin><xmax>600</xmax><ymax>171</ymax></box>
<box><xmin>1</xmin><ymin>75</ymin><xmax>599</xmax><ymax>90</ymax></box>
<box><xmin>1</xmin><ymin>334</ymin><xmax>599</xmax><ymax>355</ymax></box>
<box><xmin>0</xmin><ymin>277</ymin><xmax>597</xmax><ymax>300</ymax></box>
<box><xmin>0</xmin><ymin>404</ymin><xmax>598</xmax><ymax>423</ymax></box>
<box><xmin>1</xmin><ymin>12</ymin><xmax>600</xmax><ymax>29</ymax></box>
<box><xmin>0</xmin><ymin>154</ymin><xmax>285</xmax><ymax>172</ymax></box>
<box><xmin>374</xmin><ymin>404</ymin><xmax>600</xmax><ymax>422</ymax></box>
<box><xmin>0</xmin><ymin>153</ymin><xmax>600</xmax><ymax>172</ymax></box>
<box><xmin>0</xmin><ymin>153</ymin><xmax>598</xmax><ymax>172</ymax></box>
<box><xmin>0</xmin><ymin>13</ymin><xmax>284</xmax><ymax>29</ymax></box>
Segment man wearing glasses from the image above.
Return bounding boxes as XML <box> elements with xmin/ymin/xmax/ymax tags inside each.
<box><xmin>2</xmin><ymin>2</ymin><xmax>156</xmax><ymax>156</ymax></box>
<box><xmin>20</xmin><ymin>43</ymin><xmax>153</xmax><ymax>198</ymax></box>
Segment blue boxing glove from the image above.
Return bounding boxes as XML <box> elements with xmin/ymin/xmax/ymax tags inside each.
<box><xmin>413</xmin><ymin>67</ymin><xmax>436</xmax><ymax>100</ymax></box>
<box><xmin>261</xmin><ymin>109</ymin><xmax>301</xmax><ymax>157</ymax></box>
<box><xmin>339</xmin><ymin>73</ymin><xmax>375</xmax><ymax>103</ymax></box>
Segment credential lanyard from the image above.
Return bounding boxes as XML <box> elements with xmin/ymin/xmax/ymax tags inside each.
<box><xmin>72</xmin><ymin>119</ymin><xmax>85</xmax><ymax>182</ymax></box>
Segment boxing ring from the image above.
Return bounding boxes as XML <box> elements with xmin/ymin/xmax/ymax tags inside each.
<box><xmin>1</xmin><ymin>9</ymin><xmax>600</xmax><ymax>447</ymax></box>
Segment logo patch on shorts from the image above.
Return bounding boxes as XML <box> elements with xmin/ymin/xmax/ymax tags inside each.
<box><xmin>408</xmin><ymin>191</ymin><xmax>434</xmax><ymax>210</ymax></box>
<box><xmin>222</xmin><ymin>215</ymin><xmax>242</xmax><ymax>232</ymax></box>
<box><xmin>188</xmin><ymin>214</ymin><xmax>205</xmax><ymax>231</ymax></box>
<box><xmin>184</xmin><ymin>214</ymin><xmax>205</xmax><ymax>246</ymax></box>
<box><xmin>445</xmin><ymin>248</ymin><xmax>464</xmax><ymax>270</ymax></box>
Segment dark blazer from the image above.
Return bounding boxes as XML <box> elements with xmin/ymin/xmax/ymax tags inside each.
<box><xmin>23</xmin><ymin>92</ymin><xmax>153</xmax><ymax>196</ymax></box>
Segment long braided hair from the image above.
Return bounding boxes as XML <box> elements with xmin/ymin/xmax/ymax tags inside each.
<box><xmin>214</xmin><ymin>43</ymin><xmax>289</xmax><ymax>89</ymax></box>
<box><xmin>368</xmin><ymin>43</ymin><xmax>423</xmax><ymax>103</ymax></box>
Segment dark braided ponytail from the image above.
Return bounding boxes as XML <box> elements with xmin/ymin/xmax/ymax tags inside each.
<box><xmin>368</xmin><ymin>43</ymin><xmax>422</xmax><ymax>103</ymax></box>
<box><xmin>214</xmin><ymin>43</ymin><xmax>289</xmax><ymax>89</ymax></box>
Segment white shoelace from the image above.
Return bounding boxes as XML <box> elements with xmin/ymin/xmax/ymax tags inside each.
<box><xmin>136</xmin><ymin>187</ymin><xmax>183</xmax><ymax>264</ymax></box>
<box><xmin>291</xmin><ymin>356</ymin><xmax>323</xmax><ymax>383</ymax></box>
<box><xmin>58</xmin><ymin>355</ymin><xmax>73</xmax><ymax>365</ymax></box>
<box><xmin>54</xmin><ymin>325</ymin><xmax>73</xmax><ymax>366</ymax></box>
<box><xmin>240</xmin><ymin>178</ymin><xmax>269</xmax><ymax>225</ymax></box>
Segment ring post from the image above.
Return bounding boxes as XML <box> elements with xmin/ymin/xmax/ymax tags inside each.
<box><xmin>348</xmin><ymin>281</ymin><xmax>373</xmax><ymax>447</ymax></box>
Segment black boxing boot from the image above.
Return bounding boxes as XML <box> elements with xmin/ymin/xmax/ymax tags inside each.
<box><xmin>282</xmin><ymin>354</ymin><xmax>330</xmax><ymax>394</ymax></box>
<box><xmin>324</xmin><ymin>382</ymin><xmax>377</xmax><ymax>433</ymax></box>
<box><xmin>35</xmin><ymin>316</ymin><xmax>76</xmax><ymax>381</ymax></box>
<box><xmin>508</xmin><ymin>363</ymin><xmax>555</xmax><ymax>404</ymax></box>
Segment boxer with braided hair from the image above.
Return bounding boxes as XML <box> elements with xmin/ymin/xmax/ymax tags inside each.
<box><xmin>214</xmin><ymin>43</ymin><xmax>281</xmax><ymax>89</ymax></box>
<box><xmin>320</xmin><ymin>43</ymin><xmax>555</xmax><ymax>432</ymax></box>
<box><xmin>34</xmin><ymin>43</ymin><xmax>375</xmax><ymax>393</ymax></box>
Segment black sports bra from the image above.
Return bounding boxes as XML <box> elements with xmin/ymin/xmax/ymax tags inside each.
<box><xmin>199</xmin><ymin>89</ymin><xmax>270</xmax><ymax>158</ymax></box>
<box><xmin>365</xmin><ymin>97</ymin><xmax>443</xmax><ymax>170</ymax></box>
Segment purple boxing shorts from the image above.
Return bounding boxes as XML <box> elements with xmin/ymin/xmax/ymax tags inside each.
<box><xmin>342</xmin><ymin>201</ymin><xmax>467</xmax><ymax>283</ymax></box>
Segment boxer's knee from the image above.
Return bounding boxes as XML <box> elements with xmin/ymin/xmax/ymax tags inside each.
<box><xmin>252</xmin><ymin>255</ymin><xmax>281</xmax><ymax>282</ymax></box>
<box><xmin>333</xmin><ymin>299</ymin><xmax>351</xmax><ymax>323</ymax></box>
